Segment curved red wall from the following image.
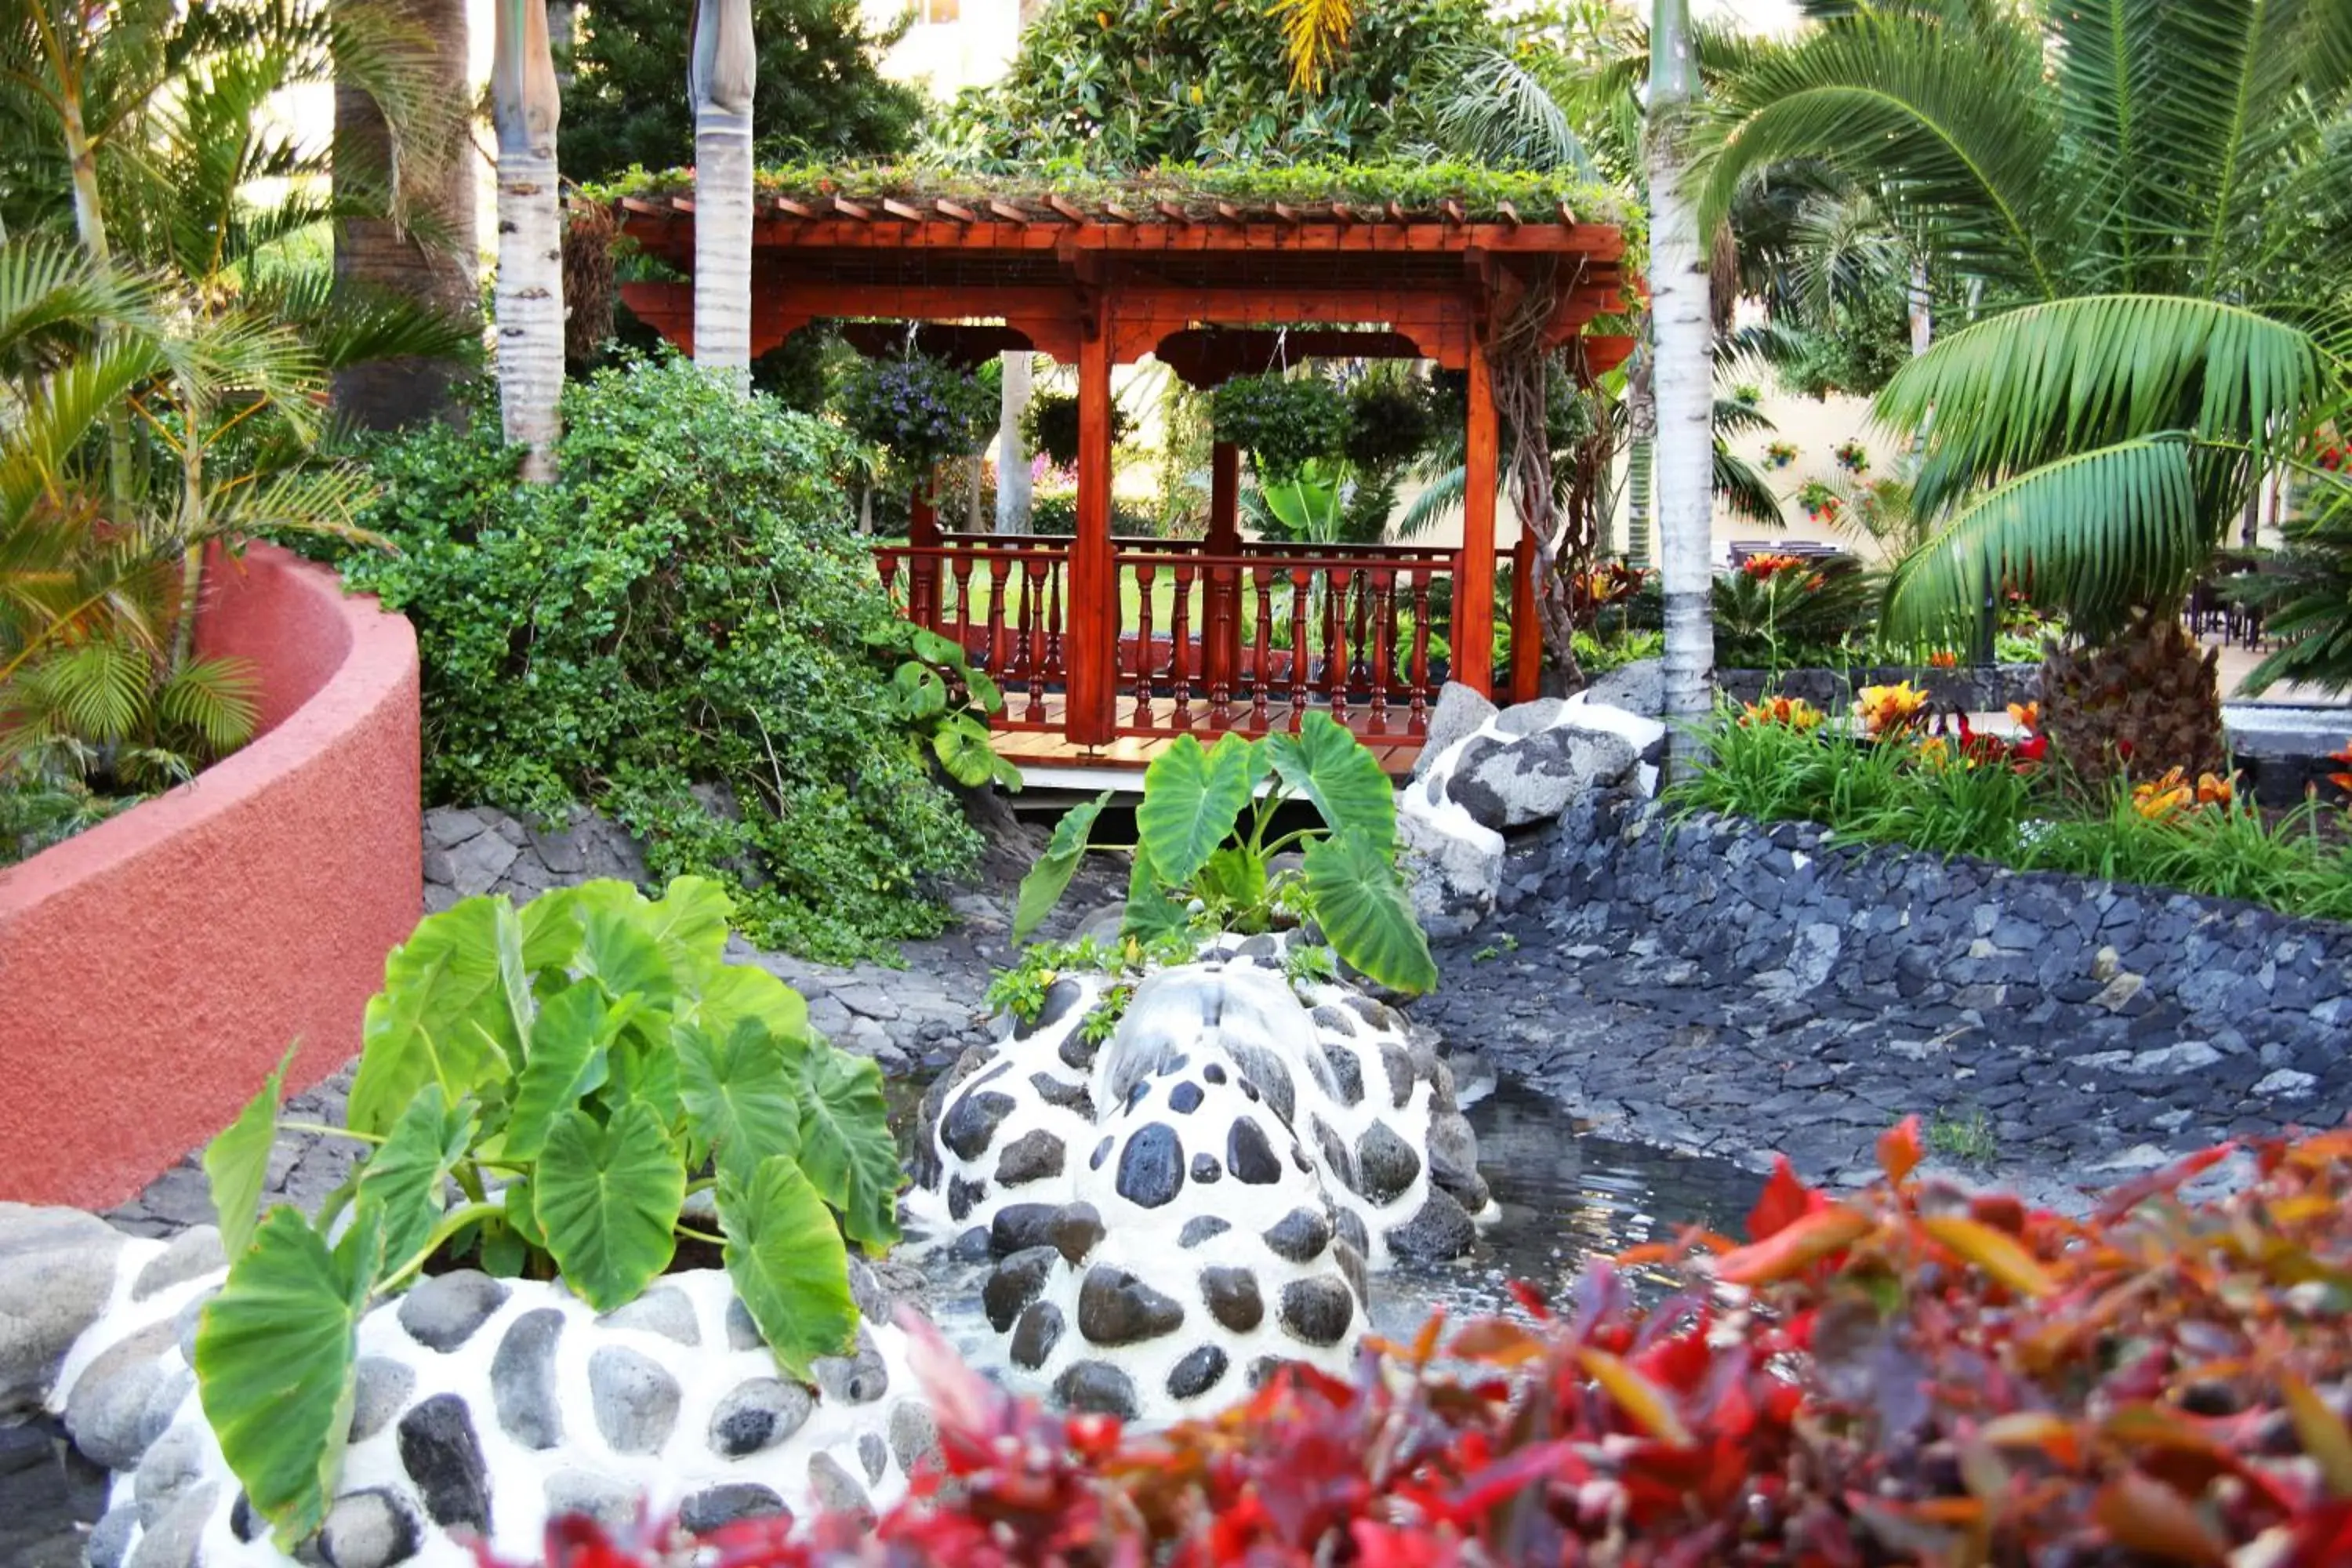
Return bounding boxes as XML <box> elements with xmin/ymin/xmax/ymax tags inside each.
<box><xmin>0</xmin><ymin>543</ymin><xmax>421</xmax><ymax>1208</ymax></box>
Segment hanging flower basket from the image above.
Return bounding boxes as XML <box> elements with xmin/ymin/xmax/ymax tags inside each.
<box><xmin>838</xmin><ymin>352</ymin><xmax>997</xmax><ymax>475</ymax></box>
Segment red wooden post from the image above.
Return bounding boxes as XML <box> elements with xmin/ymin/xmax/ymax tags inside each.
<box><xmin>908</xmin><ymin>478</ymin><xmax>942</xmax><ymax>628</ymax></box>
<box><xmin>1456</xmin><ymin>343</ymin><xmax>1498</xmax><ymax>695</ymax></box>
<box><xmin>1066</xmin><ymin>324</ymin><xmax>1117</xmax><ymax>746</ymax></box>
<box><xmin>1203</xmin><ymin>441</ymin><xmax>1243</xmax><ymax>700</ymax></box>
<box><xmin>1510</xmin><ymin>528</ymin><xmax>1541</xmax><ymax>703</ymax></box>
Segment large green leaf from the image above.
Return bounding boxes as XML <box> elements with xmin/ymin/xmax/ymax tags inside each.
<box><xmin>533</xmin><ymin>1102</ymin><xmax>684</xmax><ymax>1312</ymax></box>
<box><xmin>606</xmin><ymin>1033</ymin><xmax>684</xmax><ymax>1127</ymax></box>
<box><xmin>519</xmin><ymin>886</ymin><xmax>585</xmax><ymax>971</ymax></box>
<box><xmin>490</xmin><ymin>900</ymin><xmax>535</xmax><ymax>1073</ymax></box>
<box><xmin>1122</xmin><ymin>840</ymin><xmax>1192</xmax><ymax>941</ymax></box>
<box><xmin>795</xmin><ymin>1044</ymin><xmax>902</xmax><ymax>1250</ymax></box>
<box><xmin>504</xmin><ymin>982</ymin><xmax>619</xmax><ymax>1162</ymax></box>
<box><xmin>194</xmin><ymin>1204</ymin><xmax>379</xmax><ymax>1546</ymax></box>
<box><xmin>717</xmin><ymin>1156</ymin><xmax>861</xmax><ymax>1379</ymax></box>
<box><xmin>205</xmin><ymin>1043</ymin><xmax>296</xmax><ymax>1261</ymax></box>
<box><xmin>1302</xmin><ymin>826</ymin><xmax>1439</xmax><ymax>994</ymax></box>
<box><xmin>576</xmin><ymin>905</ymin><xmax>674</xmax><ymax>1009</ymax></box>
<box><xmin>352</xmin><ymin>1087</ymin><xmax>476</xmax><ymax>1276</ymax></box>
<box><xmin>932</xmin><ymin>714</ymin><xmax>1004</xmax><ymax>788</ymax></box>
<box><xmin>1137</xmin><ymin>731</ymin><xmax>1260</xmax><ymax>886</ymax></box>
<box><xmin>349</xmin><ymin>898</ymin><xmax>521</xmax><ymax>1137</ymax></box>
<box><xmin>1264</xmin><ymin>712</ymin><xmax>1395</xmax><ymax>840</ymax></box>
<box><xmin>633</xmin><ymin>876</ymin><xmax>735</xmax><ymax>978</ymax></box>
<box><xmin>692</xmin><ymin>964</ymin><xmax>812</xmax><ymax>1045</ymax></box>
<box><xmin>1012</xmin><ymin>789</ymin><xmax>1110</xmax><ymax>941</ymax></box>
<box><xmin>678</xmin><ymin>1018</ymin><xmax>802</xmax><ymax>1186</ymax></box>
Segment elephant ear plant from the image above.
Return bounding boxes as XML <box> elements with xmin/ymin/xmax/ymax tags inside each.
<box><xmin>192</xmin><ymin>877</ymin><xmax>901</xmax><ymax>1545</ymax></box>
<box><xmin>1013</xmin><ymin>711</ymin><xmax>1437</xmax><ymax>993</ymax></box>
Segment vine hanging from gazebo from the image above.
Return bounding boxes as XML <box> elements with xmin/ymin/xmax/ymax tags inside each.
<box><xmin>1484</xmin><ymin>256</ymin><xmax>1607</xmax><ymax>692</ymax></box>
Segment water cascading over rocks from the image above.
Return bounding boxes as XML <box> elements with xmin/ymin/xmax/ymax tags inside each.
<box><xmin>908</xmin><ymin>935</ymin><xmax>1488</xmax><ymax>1421</ymax></box>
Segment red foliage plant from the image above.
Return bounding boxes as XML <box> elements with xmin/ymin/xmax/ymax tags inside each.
<box><xmin>486</xmin><ymin>1121</ymin><xmax>2352</xmax><ymax>1567</ymax></box>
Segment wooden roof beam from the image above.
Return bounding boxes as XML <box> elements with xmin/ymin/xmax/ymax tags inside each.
<box><xmin>772</xmin><ymin>195</ymin><xmax>818</xmax><ymax>220</ymax></box>
<box><xmin>989</xmin><ymin>199</ymin><xmax>1031</xmax><ymax>224</ymax></box>
<box><xmin>881</xmin><ymin>198</ymin><xmax>925</xmax><ymax>223</ymax></box>
<box><xmin>936</xmin><ymin>198</ymin><xmax>978</xmax><ymax>223</ymax></box>
<box><xmin>832</xmin><ymin>195</ymin><xmax>871</xmax><ymax>221</ymax></box>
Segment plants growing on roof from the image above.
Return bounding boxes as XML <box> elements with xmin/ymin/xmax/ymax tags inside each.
<box><xmin>1210</xmin><ymin>372</ymin><xmax>1352</xmax><ymax>485</ymax></box>
<box><xmin>194</xmin><ymin>876</ymin><xmax>898</xmax><ymax>1544</ymax></box>
<box><xmin>1010</xmin><ymin>713</ymin><xmax>1437</xmax><ymax>994</ymax></box>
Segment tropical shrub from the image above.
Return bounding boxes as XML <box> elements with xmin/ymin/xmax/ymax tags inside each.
<box><xmin>1211</xmin><ymin>372</ymin><xmax>1353</xmax><ymax>485</ymax></box>
<box><xmin>194</xmin><ymin>876</ymin><xmax>898</xmax><ymax>1544</ymax></box>
<box><xmin>488</xmin><ymin>1122</ymin><xmax>2352</xmax><ymax>1567</ymax></box>
<box><xmin>1011</xmin><ymin>713</ymin><xmax>1437</xmax><ymax>993</ymax></box>
<box><xmin>337</xmin><ymin>359</ymin><xmax>984</xmax><ymax>961</ymax></box>
<box><xmin>1711</xmin><ymin>552</ymin><xmax>1875</xmax><ymax>668</ymax></box>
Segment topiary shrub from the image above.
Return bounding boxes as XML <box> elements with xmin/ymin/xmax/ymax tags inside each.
<box><xmin>339</xmin><ymin>357</ymin><xmax>981</xmax><ymax>960</ymax></box>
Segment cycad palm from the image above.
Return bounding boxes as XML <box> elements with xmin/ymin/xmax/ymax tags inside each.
<box><xmin>1695</xmin><ymin>0</ymin><xmax>2352</xmax><ymax>779</ymax></box>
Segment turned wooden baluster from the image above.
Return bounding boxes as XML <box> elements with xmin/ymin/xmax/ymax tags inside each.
<box><xmin>1408</xmin><ymin>568</ymin><xmax>1433</xmax><ymax>733</ymax></box>
<box><xmin>877</xmin><ymin>553</ymin><xmax>901</xmax><ymax>612</ymax></box>
<box><xmin>1044</xmin><ymin>557</ymin><xmax>1065</xmax><ymax>688</ymax></box>
<box><xmin>1251</xmin><ymin>566</ymin><xmax>1275</xmax><ymax>728</ymax></box>
<box><xmin>1022</xmin><ymin>557</ymin><xmax>1048</xmax><ymax>722</ymax></box>
<box><xmin>1287</xmin><ymin>568</ymin><xmax>1312</xmax><ymax>731</ymax></box>
<box><xmin>984</xmin><ymin>555</ymin><xmax>1009</xmax><ymax>677</ymax></box>
<box><xmin>1171</xmin><ymin>563</ymin><xmax>1196</xmax><ymax>729</ymax></box>
<box><xmin>1133</xmin><ymin>561</ymin><xmax>1156</xmax><ymax>729</ymax></box>
<box><xmin>949</xmin><ymin>552</ymin><xmax>975</xmax><ymax>654</ymax></box>
<box><xmin>1324</xmin><ymin>567</ymin><xmax>1349</xmax><ymax>726</ymax></box>
<box><xmin>1369</xmin><ymin>568</ymin><xmax>1394</xmax><ymax>732</ymax></box>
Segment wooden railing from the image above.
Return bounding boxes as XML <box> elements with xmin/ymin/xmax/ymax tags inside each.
<box><xmin>873</xmin><ymin>533</ymin><xmax>1536</xmax><ymax>746</ymax></box>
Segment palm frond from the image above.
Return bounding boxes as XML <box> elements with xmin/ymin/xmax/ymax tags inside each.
<box><xmin>1394</xmin><ymin>467</ymin><xmax>1466</xmax><ymax>539</ymax></box>
<box><xmin>1882</xmin><ymin>435</ymin><xmax>2204</xmax><ymax>641</ymax></box>
<box><xmin>1714</xmin><ymin>445</ymin><xmax>1784</xmax><ymax>528</ymax></box>
<box><xmin>1269</xmin><ymin>0</ymin><xmax>1356</xmax><ymax>93</ymax></box>
<box><xmin>156</xmin><ymin>652</ymin><xmax>260</xmax><ymax>753</ymax></box>
<box><xmin>1690</xmin><ymin>8</ymin><xmax>2063</xmax><ymax>298</ymax></box>
<box><xmin>1712</xmin><ymin>396</ymin><xmax>1775</xmax><ymax>440</ymax></box>
<box><xmin>1877</xmin><ymin>294</ymin><xmax>2328</xmax><ymax>514</ymax></box>
<box><xmin>17</xmin><ymin>638</ymin><xmax>150</xmax><ymax>743</ymax></box>
<box><xmin>1431</xmin><ymin>46</ymin><xmax>1599</xmax><ymax>176</ymax></box>
<box><xmin>244</xmin><ymin>266</ymin><xmax>481</xmax><ymax>373</ymax></box>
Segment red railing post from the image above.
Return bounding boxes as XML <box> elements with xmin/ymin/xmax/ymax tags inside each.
<box><xmin>1510</xmin><ymin>530</ymin><xmax>1541</xmax><ymax>704</ymax></box>
<box><xmin>908</xmin><ymin>478</ymin><xmax>942</xmax><ymax>629</ymax></box>
<box><xmin>1203</xmin><ymin>441</ymin><xmax>1243</xmax><ymax>699</ymax></box>
<box><xmin>1066</xmin><ymin>324</ymin><xmax>1118</xmax><ymax>746</ymax></box>
<box><xmin>1455</xmin><ymin>339</ymin><xmax>1499</xmax><ymax>695</ymax></box>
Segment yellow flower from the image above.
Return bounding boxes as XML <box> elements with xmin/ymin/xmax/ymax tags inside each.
<box><xmin>1853</xmin><ymin>681</ymin><xmax>1929</xmax><ymax>737</ymax></box>
<box><xmin>2132</xmin><ymin>768</ymin><xmax>2194</xmax><ymax>820</ymax></box>
<box><xmin>1740</xmin><ymin>695</ymin><xmax>1824</xmax><ymax>732</ymax></box>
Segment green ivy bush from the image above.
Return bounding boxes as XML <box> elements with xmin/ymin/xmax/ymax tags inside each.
<box><xmin>339</xmin><ymin>358</ymin><xmax>982</xmax><ymax>960</ymax></box>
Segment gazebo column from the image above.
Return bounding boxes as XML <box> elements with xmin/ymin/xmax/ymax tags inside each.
<box><xmin>1067</xmin><ymin>325</ymin><xmax>1117</xmax><ymax>746</ymax></box>
<box><xmin>907</xmin><ymin>474</ymin><xmax>941</xmax><ymax>629</ymax></box>
<box><xmin>1456</xmin><ymin>341</ymin><xmax>1499</xmax><ymax>696</ymax></box>
<box><xmin>1203</xmin><ymin>441</ymin><xmax>1243</xmax><ymax>703</ymax></box>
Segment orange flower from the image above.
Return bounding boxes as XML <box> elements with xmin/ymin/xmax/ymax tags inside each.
<box><xmin>2196</xmin><ymin>771</ymin><xmax>2234</xmax><ymax>808</ymax></box>
<box><xmin>1741</xmin><ymin>553</ymin><xmax>1809</xmax><ymax>580</ymax></box>
<box><xmin>2328</xmin><ymin>741</ymin><xmax>2352</xmax><ymax>797</ymax></box>
<box><xmin>1854</xmin><ymin>681</ymin><xmax>1929</xmax><ymax>737</ymax></box>
<box><xmin>2007</xmin><ymin>701</ymin><xmax>2041</xmax><ymax>733</ymax></box>
<box><xmin>1740</xmin><ymin>695</ymin><xmax>1824</xmax><ymax>732</ymax></box>
<box><xmin>2132</xmin><ymin>768</ymin><xmax>2195</xmax><ymax>820</ymax></box>
<box><xmin>1926</xmin><ymin>650</ymin><xmax>1959</xmax><ymax>669</ymax></box>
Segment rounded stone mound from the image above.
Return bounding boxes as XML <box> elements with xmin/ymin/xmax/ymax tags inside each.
<box><xmin>49</xmin><ymin>1236</ymin><xmax>933</xmax><ymax>1568</ymax></box>
<box><xmin>909</xmin><ymin>935</ymin><xmax>1488</xmax><ymax>1421</ymax></box>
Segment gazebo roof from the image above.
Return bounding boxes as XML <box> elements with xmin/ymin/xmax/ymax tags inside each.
<box><xmin>611</xmin><ymin>160</ymin><xmax>1632</xmax><ymax>370</ymax></box>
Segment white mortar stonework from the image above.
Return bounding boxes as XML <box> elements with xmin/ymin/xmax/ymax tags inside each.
<box><xmin>906</xmin><ymin>935</ymin><xmax>1488</xmax><ymax>1423</ymax></box>
<box><xmin>52</xmin><ymin>1245</ymin><xmax>928</xmax><ymax>1568</ymax></box>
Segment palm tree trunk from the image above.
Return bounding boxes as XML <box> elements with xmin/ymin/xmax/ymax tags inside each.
<box><xmin>1625</xmin><ymin>342</ymin><xmax>1655</xmax><ymax>567</ymax></box>
<box><xmin>690</xmin><ymin>0</ymin><xmax>756</xmax><ymax>388</ymax></box>
<box><xmin>332</xmin><ymin>0</ymin><xmax>480</xmax><ymax>430</ymax></box>
<box><xmin>996</xmin><ymin>351</ymin><xmax>1033</xmax><ymax>534</ymax></box>
<box><xmin>1650</xmin><ymin>0</ymin><xmax>1714</xmax><ymax>762</ymax></box>
<box><xmin>492</xmin><ymin>0</ymin><xmax>564</xmax><ymax>481</ymax></box>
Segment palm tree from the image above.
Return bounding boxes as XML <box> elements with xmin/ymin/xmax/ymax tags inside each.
<box><xmin>1693</xmin><ymin>0</ymin><xmax>2350</xmax><ymax>781</ymax></box>
<box><xmin>491</xmin><ymin>0</ymin><xmax>565</xmax><ymax>480</ymax></box>
<box><xmin>332</xmin><ymin>0</ymin><xmax>481</xmax><ymax>429</ymax></box>
<box><xmin>691</xmin><ymin>0</ymin><xmax>755</xmax><ymax>387</ymax></box>
<box><xmin>1649</xmin><ymin>0</ymin><xmax>1715</xmax><ymax>753</ymax></box>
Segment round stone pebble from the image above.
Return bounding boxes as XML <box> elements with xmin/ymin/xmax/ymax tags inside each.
<box><xmin>1279</xmin><ymin>1277</ymin><xmax>1355</xmax><ymax>1348</ymax></box>
<box><xmin>1011</xmin><ymin>1302</ymin><xmax>1064</xmax><ymax>1370</ymax></box>
<box><xmin>679</xmin><ymin>1483</ymin><xmax>786</xmax><ymax>1535</ymax></box>
<box><xmin>588</xmin><ymin>1345</ymin><xmax>680</xmax><ymax>1454</ymax></box>
<box><xmin>1198</xmin><ymin>1266</ymin><xmax>1263</xmax><ymax>1333</ymax></box>
<box><xmin>320</xmin><ymin>1486</ymin><xmax>423</xmax><ymax>1568</ymax></box>
<box><xmin>1076</xmin><ymin>1267</ymin><xmax>1185</xmax><ymax>1346</ymax></box>
<box><xmin>1115</xmin><ymin>1123</ymin><xmax>1185</xmax><ymax>1208</ymax></box>
<box><xmin>984</xmin><ymin>1247</ymin><xmax>1059</xmax><ymax>1333</ymax></box>
<box><xmin>396</xmin><ymin>1272</ymin><xmax>509</xmax><ymax>1354</ymax></box>
<box><xmin>489</xmin><ymin>1308</ymin><xmax>565</xmax><ymax>1449</ymax></box>
<box><xmin>1165</xmin><ymin>1345</ymin><xmax>1229</xmax><ymax>1401</ymax></box>
<box><xmin>708</xmin><ymin>1377</ymin><xmax>813</xmax><ymax>1457</ymax></box>
<box><xmin>1053</xmin><ymin>1360</ymin><xmax>1139</xmax><ymax>1419</ymax></box>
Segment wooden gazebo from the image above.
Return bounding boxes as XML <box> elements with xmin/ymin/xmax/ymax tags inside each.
<box><xmin>617</xmin><ymin>174</ymin><xmax>1628</xmax><ymax>771</ymax></box>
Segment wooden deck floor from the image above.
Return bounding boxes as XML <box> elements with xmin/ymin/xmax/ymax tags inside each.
<box><xmin>989</xmin><ymin>694</ymin><xmax>1428</xmax><ymax>776</ymax></box>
